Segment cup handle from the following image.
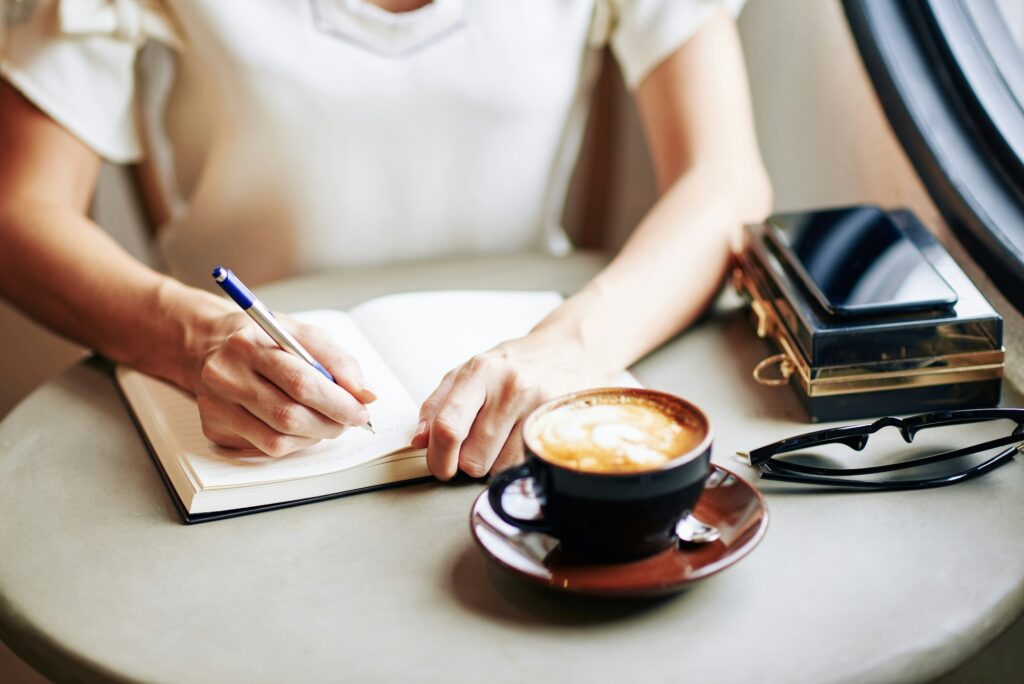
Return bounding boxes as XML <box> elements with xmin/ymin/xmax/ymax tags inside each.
<box><xmin>487</xmin><ymin>462</ymin><xmax>553</xmax><ymax>534</ymax></box>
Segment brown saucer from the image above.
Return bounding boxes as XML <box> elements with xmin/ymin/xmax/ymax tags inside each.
<box><xmin>469</xmin><ymin>465</ymin><xmax>768</xmax><ymax>597</ymax></box>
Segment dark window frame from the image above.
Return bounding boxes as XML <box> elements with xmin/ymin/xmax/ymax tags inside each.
<box><xmin>843</xmin><ymin>0</ymin><xmax>1024</xmax><ymax>313</ymax></box>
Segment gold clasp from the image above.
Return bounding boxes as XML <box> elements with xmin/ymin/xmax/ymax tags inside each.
<box><xmin>753</xmin><ymin>353</ymin><xmax>795</xmax><ymax>387</ymax></box>
<box><xmin>750</xmin><ymin>299</ymin><xmax>772</xmax><ymax>339</ymax></box>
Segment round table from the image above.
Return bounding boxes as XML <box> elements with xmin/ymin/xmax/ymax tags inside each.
<box><xmin>1</xmin><ymin>253</ymin><xmax>1022</xmax><ymax>683</ymax></box>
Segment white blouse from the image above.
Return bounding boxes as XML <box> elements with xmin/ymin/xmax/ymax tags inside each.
<box><xmin>1</xmin><ymin>0</ymin><xmax>743</xmax><ymax>288</ymax></box>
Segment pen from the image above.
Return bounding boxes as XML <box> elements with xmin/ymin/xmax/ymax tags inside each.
<box><xmin>212</xmin><ymin>266</ymin><xmax>374</xmax><ymax>434</ymax></box>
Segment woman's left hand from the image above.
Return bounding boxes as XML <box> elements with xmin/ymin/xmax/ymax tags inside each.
<box><xmin>410</xmin><ymin>331</ymin><xmax>611</xmax><ymax>480</ymax></box>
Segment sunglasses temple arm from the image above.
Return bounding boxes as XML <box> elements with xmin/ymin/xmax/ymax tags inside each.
<box><xmin>761</xmin><ymin>433</ymin><xmax>1024</xmax><ymax>477</ymax></box>
<box><xmin>748</xmin><ymin>432</ymin><xmax>872</xmax><ymax>465</ymax></box>
<box><xmin>758</xmin><ymin>445</ymin><xmax>1019</xmax><ymax>490</ymax></box>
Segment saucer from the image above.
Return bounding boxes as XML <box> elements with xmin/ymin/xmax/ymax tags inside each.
<box><xmin>469</xmin><ymin>465</ymin><xmax>768</xmax><ymax>597</ymax></box>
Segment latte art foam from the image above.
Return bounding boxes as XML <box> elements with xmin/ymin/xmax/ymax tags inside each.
<box><xmin>528</xmin><ymin>396</ymin><xmax>703</xmax><ymax>474</ymax></box>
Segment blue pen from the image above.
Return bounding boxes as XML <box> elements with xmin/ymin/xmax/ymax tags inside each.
<box><xmin>212</xmin><ymin>266</ymin><xmax>374</xmax><ymax>433</ymax></box>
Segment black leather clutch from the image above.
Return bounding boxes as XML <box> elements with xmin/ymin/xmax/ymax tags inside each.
<box><xmin>734</xmin><ymin>208</ymin><xmax>1004</xmax><ymax>422</ymax></box>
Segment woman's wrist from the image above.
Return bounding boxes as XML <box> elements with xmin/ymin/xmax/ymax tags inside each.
<box><xmin>528</xmin><ymin>287</ymin><xmax>623</xmax><ymax>382</ymax></box>
<box><xmin>143</xmin><ymin>278</ymin><xmax>234</xmax><ymax>392</ymax></box>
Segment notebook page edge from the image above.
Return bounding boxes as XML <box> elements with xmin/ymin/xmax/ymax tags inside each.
<box><xmin>115</xmin><ymin>366</ymin><xmax>200</xmax><ymax>512</ymax></box>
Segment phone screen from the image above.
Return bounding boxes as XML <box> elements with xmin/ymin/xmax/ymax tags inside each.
<box><xmin>767</xmin><ymin>206</ymin><xmax>957</xmax><ymax>316</ymax></box>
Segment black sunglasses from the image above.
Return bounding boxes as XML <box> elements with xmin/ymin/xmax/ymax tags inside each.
<box><xmin>744</xmin><ymin>409</ymin><xmax>1024</xmax><ymax>490</ymax></box>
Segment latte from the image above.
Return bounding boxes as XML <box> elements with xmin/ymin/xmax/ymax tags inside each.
<box><xmin>527</xmin><ymin>393</ymin><xmax>705</xmax><ymax>474</ymax></box>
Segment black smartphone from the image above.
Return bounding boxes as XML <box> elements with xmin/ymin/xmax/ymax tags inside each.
<box><xmin>765</xmin><ymin>206</ymin><xmax>958</xmax><ymax>317</ymax></box>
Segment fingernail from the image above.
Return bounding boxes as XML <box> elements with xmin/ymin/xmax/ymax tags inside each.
<box><xmin>352</xmin><ymin>379</ymin><xmax>375</xmax><ymax>401</ymax></box>
<box><xmin>463</xmin><ymin>462</ymin><xmax>487</xmax><ymax>479</ymax></box>
<box><xmin>415</xmin><ymin>419</ymin><xmax>427</xmax><ymax>437</ymax></box>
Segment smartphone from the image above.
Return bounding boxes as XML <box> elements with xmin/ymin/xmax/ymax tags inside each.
<box><xmin>765</xmin><ymin>206</ymin><xmax>958</xmax><ymax>317</ymax></box>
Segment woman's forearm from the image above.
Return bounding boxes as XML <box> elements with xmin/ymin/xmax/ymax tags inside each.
<box><xmin>534</xmin><ymin>7</ymin><xmax>771</xmax><ymax>379</ymax></box>
<box><xmin>0</xmin><ymin>199</ymin><xmax>230</xmax><ymax>390</ymax></box>
<box><xmin>536</xmin><ymin>163</ymin><xmax>772</xmax><ymax>376</ymax></box>
<box><xmin>0</xmin><ymin>82</ymin><xmax>226</xmax><ymax>391</ymax></box>
<box><xmin>0</xmin><ymin>197</ymin><xmax>375</xmax><ymax>456</ymax></box>
<box><xmin>414</xmin><ymin>163</ymin><xmax>771</xmax><ymax>479</ymax></box>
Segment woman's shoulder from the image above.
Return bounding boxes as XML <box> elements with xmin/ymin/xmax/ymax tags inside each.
<box><xmin>0</xmin><ymin>0</ymin><xmax>182</xmax><ymax>162</ymax></box>
<box><xmin>598</xmin><ymin>0</ymin><xmax>747</xmax><ymax>88</ymax></box>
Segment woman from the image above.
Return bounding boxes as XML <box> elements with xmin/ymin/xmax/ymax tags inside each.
<box><xmin>0</xmin><ymin>0</ymin><xmax>770</xmax><ymax>479</ymax></box>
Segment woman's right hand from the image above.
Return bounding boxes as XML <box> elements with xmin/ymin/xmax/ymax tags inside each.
<box><xmin>0</xmin><ymin>80</ymin><xmax>372</xmax><ymax>456</ymax></box>
<box><xmin>187</xmin><ymin>310</ymin><xmax>376</xmax><ymax>458</ymax></box>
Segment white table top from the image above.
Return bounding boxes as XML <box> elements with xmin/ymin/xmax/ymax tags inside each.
<box><xmin>1</xmin><ymin>253</ymin><xmax>1022</xmax><ymax>684</ymax></box>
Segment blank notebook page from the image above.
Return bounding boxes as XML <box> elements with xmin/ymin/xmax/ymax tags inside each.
<box><xmin>349</xmin><ymin>290</ymin><xmax>565</xmax><ymax>403</ymax></box>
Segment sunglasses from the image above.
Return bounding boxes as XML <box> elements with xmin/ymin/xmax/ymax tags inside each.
<box><xmin>743</xmin><ymin>409</ymin><xmax>1024</xmax><ymax>491</ymax></box>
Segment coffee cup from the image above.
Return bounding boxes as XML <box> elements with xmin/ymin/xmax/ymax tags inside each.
<box><xmin>488</xmin><ymin>388</ymin><xmax>713</xmax><ymax>561</ymax></box>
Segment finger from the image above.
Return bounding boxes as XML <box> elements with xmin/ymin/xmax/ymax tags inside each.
<box><xmin>491</xmin><ymin>421</ymin><xmax>526</xmax><ymax>475</ymax></box>
<box><xmin>222</xmin><ymin>374</ymin><xmax>347</xmax><ymax>440</ymax></box>
<box><xmin>198</xmin><ymin>415</ymin><xmax>252</xmax><ymax>450</ymax></box>
<box><xmin>198</xmin><ymin>396</ymin><xmax>320</xmax><ymax>458</ymax></box>
<box><xmin>425</xmin><ymin>372</ymin><xmax>487</xmax><ymax>481</ymax></box>
<box><xmin>291</xmin><ymin>323</ymin><xmax>377</xmax><ymax>404</ymax></box>
<box><xmin>458</xmin><ymin>397</ymin><xmax>520</xmax><ymax>478</ymax></box>
<box><xmin>252</xmin><ymin>347</ymin><xmax>370</xmax><ymax>427</ymax></box>
<box><xmin>411</xmin><ymin>370</ymin><xmax>457</xmax><ymax>448</ymax></box>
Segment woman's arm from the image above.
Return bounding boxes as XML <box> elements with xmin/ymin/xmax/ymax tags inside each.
<box><xmin>542</xmin><ymin>6</ymin><xmax>772</xmax><ymax>373</ymax></box>
<box><xmin>413</xmin><ymin>8</ymin><xmax>771</xmax><ymax>478</ymax></box>
<box><xmin>0</xmin><ymin>83</ymin><xmax>373</xmax><ymax>456</ymax></box>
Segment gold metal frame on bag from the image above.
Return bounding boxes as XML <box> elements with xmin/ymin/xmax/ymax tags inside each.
<box><xmin>731</xmin><ymin>265</ymin><xmax>1005</xmax><ymax>398</ymax></box>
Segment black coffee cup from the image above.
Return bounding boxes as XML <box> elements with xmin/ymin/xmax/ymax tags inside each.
<box><xmin>488</xmin><ymin>388</ymin><xmax>713</xmax><ymax>561</ymax></box>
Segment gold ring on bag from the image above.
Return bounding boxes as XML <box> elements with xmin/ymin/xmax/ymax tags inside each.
<box><xmin>752</xmin><ymin>353</ymin><xmax>795</xmax><ymax>387</ymax></box>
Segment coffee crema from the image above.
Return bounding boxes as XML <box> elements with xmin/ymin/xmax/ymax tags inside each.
<box><xmin>527</xmin><ymin>395</ymin><xmax>704</xmax><ymax>474</ymax></box>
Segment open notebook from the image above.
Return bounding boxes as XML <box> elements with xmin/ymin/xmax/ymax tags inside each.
<box><xmin>117</xmin><ymin>290</ymin><xmax>636</xmax><ymax>523</ymax></box>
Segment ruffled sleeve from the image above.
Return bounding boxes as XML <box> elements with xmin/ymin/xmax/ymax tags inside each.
<box><xmin>600</xmin><ymin>0</ymin><xmax>746</xmax><ymax>90</ymax></box>
<box><xmin>0</xmin><ymin>0</ymin><xmax>181</xmax><ymax>162</ymax></box>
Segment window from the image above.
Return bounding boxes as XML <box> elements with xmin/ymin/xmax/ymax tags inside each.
<box><xmin>843</xmin><ymin>0</ymin><xmax>1024</xmax><ymax>312</ymax></box>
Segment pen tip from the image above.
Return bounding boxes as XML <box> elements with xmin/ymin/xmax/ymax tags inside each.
<box><xmin>365</xmin><ymin>421</ymin><xmax>376</xmax><ymax>435</ymax></box>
